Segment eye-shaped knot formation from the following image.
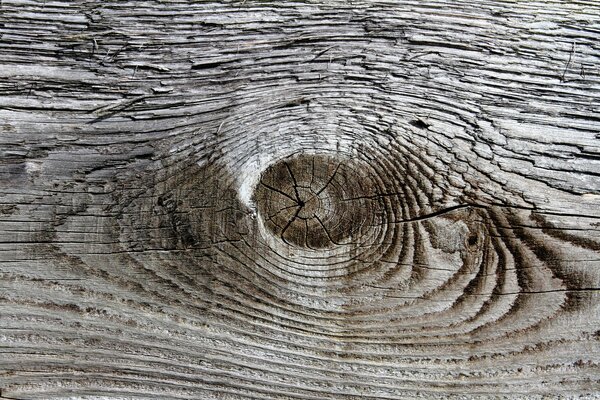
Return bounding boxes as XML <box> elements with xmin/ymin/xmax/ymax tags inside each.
<box><xmin>254</xmin><ymin>153</ymin><xmax>381</xmax><ymax>249</ymax></box>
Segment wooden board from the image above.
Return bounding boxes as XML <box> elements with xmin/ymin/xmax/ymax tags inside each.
<box><xmin>1</xmin><ymin>1</ymin><xmax>599</xmax><ymax>398</ymax></box>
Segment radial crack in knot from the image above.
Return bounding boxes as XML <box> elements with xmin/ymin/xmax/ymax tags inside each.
<box><xmin>253</xmin><ymin>153</ymin><xmax>378</xmax><ymax>249</ymax></box>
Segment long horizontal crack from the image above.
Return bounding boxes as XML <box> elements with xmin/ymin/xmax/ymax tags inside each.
<box><xmin>391</xmin><ymin>204</ymin><xmax>480</xmax><ymax>224</ymax></box>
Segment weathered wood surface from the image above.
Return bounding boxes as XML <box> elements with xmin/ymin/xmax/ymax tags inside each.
<box><xmin>1</xmin><ymin>0</ymin><xmax>600</xmax><ymax>398</ymax></box>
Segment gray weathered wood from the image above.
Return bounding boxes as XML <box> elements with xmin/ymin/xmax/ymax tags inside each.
<box><xmin>1</xmin><ymin>0</ymin><xmax>599</xmax><ymax>398</ymax></box>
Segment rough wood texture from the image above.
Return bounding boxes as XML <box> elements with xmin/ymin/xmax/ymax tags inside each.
<box><xmin>1</xmin><ymin>1</ymin><xmax>600</xmax><ymax>399</ymax></box>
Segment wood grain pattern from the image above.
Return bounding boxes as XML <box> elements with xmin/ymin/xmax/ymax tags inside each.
<box><xmin>1</xmin><ymin>1</ymin><xmax>599</xmax><ymax>398</ymax></box>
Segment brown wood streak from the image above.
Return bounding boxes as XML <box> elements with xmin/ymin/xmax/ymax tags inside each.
<box><xmin>0</xmin><ymin>0</ymin><xmax>599</xmax><ymax>399</ymax></box>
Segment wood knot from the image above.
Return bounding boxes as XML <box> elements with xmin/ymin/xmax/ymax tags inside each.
<box><xmin>253</xmin><ymin>153</ymin><xmax>379</xmax><ymax>249</ymax></box>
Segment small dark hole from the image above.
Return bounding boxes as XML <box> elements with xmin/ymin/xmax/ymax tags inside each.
<box><xmin>468</xmin><ymin>235</ymin><xmax>478</xmax><ymax>246</ymax></box>
<box><xmin>298</xmin><ymin>200</ymin><xmax>305</xmax><ymax>207</ymax></box>
<box><xmin>409</xmin><ymin>119</ymin><xmax>430</xmax><ymax>129</ymax></box>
